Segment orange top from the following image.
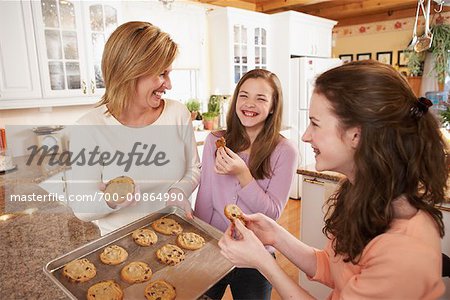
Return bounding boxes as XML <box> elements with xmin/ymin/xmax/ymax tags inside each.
<box><xmin>311</xmin><ymin>210</ymin><xmax>444</xmax><ymax>300</ymax></box>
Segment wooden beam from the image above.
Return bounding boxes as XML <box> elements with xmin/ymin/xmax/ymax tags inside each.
<box><xmin>334</xmin><ymin>5</ymin><xmax>450</xmax><ymax>27</ymax></box>
<box><xmin>196</xmin><ymin>0</ymin><xmax>256</xmax><ymax>10</ymax></box>
<box><xmin>256</xmin><ymin>0</ymin><xmax>331</xmax><ymax>12</ymax></box>
<box><xmin>296</xmin><ymin>0</ymin><xmax>418</xmax><ymax>20</ymax></box>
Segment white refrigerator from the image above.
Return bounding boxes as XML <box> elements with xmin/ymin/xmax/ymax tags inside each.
<box><xmin>289</xmin><ymin>57</ymin><xmax>342</xmax><ymax>199</ymax></box>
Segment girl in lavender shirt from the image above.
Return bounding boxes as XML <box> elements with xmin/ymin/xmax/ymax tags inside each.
<box><xmin>194</xmin><ymin>69</ymin><xmax>298</xmax><ymax>300</ymax></box>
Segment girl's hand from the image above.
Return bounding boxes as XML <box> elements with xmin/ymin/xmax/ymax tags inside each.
<box><xmin>100</xmin><ymin>182</ymin><xmax>139</xmax><ymax>209</ymax></box>
<box><xmin>166</xmin><ymin>188</ymin><xmax>194</xmax><ymax>219</ymax></box>
<box><xmin>243</xmin><ymin>213</ymin><xmax>280</xmax><ymax>246</ymax></box>
<box><xmin>215</xmin><ymin>147</ymin><xmax>253</xmax><ymax>186</ymax></box>
<box><xmin>218</xmin><ymin>219</ymin><xmax>274</xmax><ymax>269</ymax></box>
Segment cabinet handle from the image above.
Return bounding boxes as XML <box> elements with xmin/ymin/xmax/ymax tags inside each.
<box><xmin>90</xmin><ymin>79</ymin><xmax>95</xmax><ymax>94</ymax></box>
<box><xmin>81</xmin><ymin>80</ymin><xmax>87</xmax><ymax>94</ymax></box>
<box><xmin>303</xmin><ymin>178</ymin><xmax>325</xmax><ymax>186</ymax></box>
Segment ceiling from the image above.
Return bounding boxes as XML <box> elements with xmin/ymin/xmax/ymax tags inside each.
<box><xmin>196</xmin><ymin>0</ymin><xmax>450</xmax><ymax>26</ymax></box>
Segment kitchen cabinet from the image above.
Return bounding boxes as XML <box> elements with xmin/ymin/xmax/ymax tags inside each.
<box><xmin>0</xmin><ymin>1</ymin><xmax>41</xmax><ymax>102</ymax></box>
<box><xmin>208</xmin><ymin>7</ymin><xmax>270</xmax><ymax>95</ymax></box>
<box><xmin>38</xmin><ymin>170</ymin><xmax>68</xmax><ymax>201</ymax></box>
<box><xmin>299</xmin><ymin>174</ymin><xmax>337</xmax><ymax>299</ymax></box>
<box><xmin>0</xmin><ymin>0</ymin><xmax>121</xmax><ymax>109</ymax></box>
<box><xmin>31</xmin><ymin>0</ymin><xmax>121</xmax><ymax>98</ymax></box>
<box><xmin>272</xmin><ymin>11</ymin><xmax>335</xmax><ymax>58</ymax></box>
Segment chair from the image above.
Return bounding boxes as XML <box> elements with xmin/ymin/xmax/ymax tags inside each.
<box><xmin>443</xmin><ymin>253</ymin><xmax>450</xmax><ymax>278</ymax></box>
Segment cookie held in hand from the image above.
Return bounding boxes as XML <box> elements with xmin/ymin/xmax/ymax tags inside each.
<box><xmin>104</xmin><ymin>176</ymin><xmax>135</xmax><ymax>204</ymax></box>
<box><xmin>224</xmin><ymin>204</ymin><xmax>246</xmax><ymax>225</ymax></box>
<box><xmin>215</xmin><ymin>136</ymin><xmax>226</xmax><ymax>149</ymax></box>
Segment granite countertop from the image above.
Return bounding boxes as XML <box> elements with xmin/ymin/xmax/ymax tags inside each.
<box><xmin>0</xmin><ymin>155</ymin><xmax>100</xmax><ymax>299</ymax></box>
<box><xmin>0</xmin><ymin>184</ymin><xmax>100</xmax><ymax>299</ymax></box>
<box><xmin>0</xmin><ymin>155</ymin><xmax>67</xmax><ymax>186</ymax></box>
<box><xmin>297</xmin><ymin>166</ymin><xmax>450</xmax><ymax>211</ymax></box>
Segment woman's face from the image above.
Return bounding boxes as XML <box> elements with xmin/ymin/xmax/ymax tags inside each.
<box><xmin>236</xmin><ymin>78</ymin><xmax>274</xmax><ymax>134</ymax></box>
<box><xmin>135</xmin><ymin>66</ymin><xmax>172</xmax><ymax>109</ymax></box>
<box><xmin>302</xmin><ymin>92</ymin><xmax>360</xmax><ymax>181</ymax></box>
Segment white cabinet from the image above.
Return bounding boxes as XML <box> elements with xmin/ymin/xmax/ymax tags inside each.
<box><xmin>31</xmin><ymin>0</ymin><xmax>121</xmax><ymax>99</ymax></box>
<box><xmin>0</xmin><ymin>1</ymin><xmax>41</xmax><ymax>101</ymax></box>
<box><xmin>38</xmin><ymin>171</ymin><xmax>68</xmax><ymax>202</ymax></box>
<box><xmin>208</xmin><ymin>7</ymin><xmax>270</xmax><ymax>95</ymax></box>
<box><xmin>273</xmin><ymin>11</ymin><xmax>335</xmax><ymax>58</ymax></box>
<box><xmin>299</xmin><ymin>174</ymin><xmax>337</xmax><ymax>299</ymax></box>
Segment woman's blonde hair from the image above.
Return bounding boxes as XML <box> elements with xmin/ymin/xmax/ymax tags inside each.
<box><xmin>98</xmin><ymin>21</ymin><xmax>178</xmax><ymax>117</ymax></box>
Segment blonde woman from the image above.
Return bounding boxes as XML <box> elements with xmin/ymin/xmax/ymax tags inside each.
<box><xmin>68</xmin><ymin>22</ymin><xmax>200</xmax><ymax>235</ymax></box>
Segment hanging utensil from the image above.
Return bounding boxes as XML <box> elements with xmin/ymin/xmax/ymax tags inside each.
<box><xmin>415</xmin><ymin>0</ymin><xmax>434</xmax><ymax>52</ymax></box>
<box><xmin>408</xmin><ymin>0</ymin><xmax>423</xmax><ymax>50</ymax></box>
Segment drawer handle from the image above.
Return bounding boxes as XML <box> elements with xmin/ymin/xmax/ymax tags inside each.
<box><xmin>303</xmin><ymin>178</ymin><xmax>325</xmax><ymax>186</ymax></box>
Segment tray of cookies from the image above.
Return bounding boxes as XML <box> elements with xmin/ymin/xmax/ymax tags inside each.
<box><xmin>44</xmin><ymin>206</ymin><xmax>234</xmax><ymax>299</ymax></box>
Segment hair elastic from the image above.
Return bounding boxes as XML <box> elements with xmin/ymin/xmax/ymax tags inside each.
<box><xmin>410</xmin><ymin>97</ymin><xmax>432</xmax><ymax>119</ymax></box>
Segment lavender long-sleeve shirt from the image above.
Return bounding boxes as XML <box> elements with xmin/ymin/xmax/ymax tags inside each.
<box><xmin>194</xmin><ymin>133</ymin><xmax>298</xmax><ymax>233</ymax></box>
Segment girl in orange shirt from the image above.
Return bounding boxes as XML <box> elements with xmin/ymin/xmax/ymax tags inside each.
<box><xmin>219</xmin><ymin>60</ymin><xmax>446</xmax><ymax>299</ymax></box>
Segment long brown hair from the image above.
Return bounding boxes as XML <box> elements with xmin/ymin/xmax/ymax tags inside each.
<box><xmin>223</xmin><ymin>69</ymin><xmax>283</xmax><ymax>179</ymax></box>
<box><xmin>316</xmin><ymin>60</ymin><xmax>446</xmax><ymax>263</ymax></box>
<box><xmin>99</xmin><ymin>21</ymin><xmax>178</xmax><ymax>117</ymax></box>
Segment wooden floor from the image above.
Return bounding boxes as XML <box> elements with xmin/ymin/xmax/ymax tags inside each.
<box><xmin>222</xmin><ymin>199</ymin><xmax>301</xmax><ymax>300</ymax></box>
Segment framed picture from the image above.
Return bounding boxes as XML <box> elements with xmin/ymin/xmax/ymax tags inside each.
<box><xmin>376</xmin><ymin>51</ymin><xmax>393</xmax><ymax>65</ymax></box>
<box><xmin>339</xmin><ymin>54</ymin><xmax>353</xmax><ymax>64</ymax></box>
<box><xmin>397</xmin><ymin>50</ymin><xmax>408</xmax><ymax>67</ymax></box>
<box><xmin>357</xmin><ymin>53</ymin><xmax>372</xmax><ymax>61</ymax></box>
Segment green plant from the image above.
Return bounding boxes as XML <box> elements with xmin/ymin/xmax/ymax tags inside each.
<box><xmin>406</xmin><ymin>50</ymin><xmax>425</xmax><ymax>76</ymax></box>
<box><xmin>208</xmin><ymin>95</ymin><xmax>221</xmax><ymax>114</ymax></box>
<box><xmin>440</xmin><ymin>106</ymin><xmax>450</xmax><ymax>127</ymax></box>
<box><xmin>202</xmin><ymin>111</ymin><xmax>218</xmax><ymax>121</ymax></box>
<box><xmin>185</xmin><ymin>99</ymin><xmax>200</xmax><ymax>112</ymax></box>
<box><xmin>430</xmin><ymin>23</ymin><xmax>450</xmax><ymax>84</ymax></box>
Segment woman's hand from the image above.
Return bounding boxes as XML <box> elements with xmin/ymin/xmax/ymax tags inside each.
<box><xmin>99</xmin><ymin>182</ymin><xmax>139</xmax><ymax>209</ymax></box>
<box><xmin>215</xmin><ymin>147</ymin><xmax>253</xmax><ymax>186</ymax></box>
<box><xmin>243</xmin><ymin>213</ymin><xmax>280</xmax><ymax>247</ymax></box>
<box><xmin>218</xmin><ymin>219</ymin><xmax>274</xmax><ymax>269</ymax></box>
<box><xmin>166</xmin><ymin>188</ymin><xmax>193</xmax><ymax>219</ymax></box>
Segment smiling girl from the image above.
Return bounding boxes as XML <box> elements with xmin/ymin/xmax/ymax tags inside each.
<box><xmin>194</xmin><ymin>69</ymin><xmax>298</xmax><ymax>299</ymax></box>
<box><xmin>218</xmin><ymin>60</ymin><xmax>447</xmax><ymax>299</ymax></box>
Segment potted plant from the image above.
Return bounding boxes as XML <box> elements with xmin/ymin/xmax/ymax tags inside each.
<box><xmin>430</xmin><ymin>23</ymin><xmax>450</xmax><ymax>90</ymax></box>
<box><xmin>202</xmin><ymin>112</ymin><xmax>218</xmax><ymax>130</ymax></box>
<box><xmin>185</xmin><ymin>99</ymin><xmax>201</xmax><ymax>120</ymax></box>
<box><xmin>405</xmin><ymin>50</ymin><xmax>425</xmax><ymax>96</ymax></box>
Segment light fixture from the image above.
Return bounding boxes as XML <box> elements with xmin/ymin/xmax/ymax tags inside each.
<box><xmin>159</xmin><ymin>0</ymin><xmax>175</xmax><ymax>10</ymax></box>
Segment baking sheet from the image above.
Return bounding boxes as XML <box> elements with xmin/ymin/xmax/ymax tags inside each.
<box><xmin>44</xmin><ymin>206</ymin><xmax>234</xmax><ymax>299</ymax></box>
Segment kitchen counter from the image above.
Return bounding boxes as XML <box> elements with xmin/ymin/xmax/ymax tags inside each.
<box><xmin>297</xmin><ymin>166</ymin><xmax>450</xmax><ymax>210</ymax></box>
<box><xmin>0</xmin><ymin>155</ymin><xmax>100</xmax><ymax>299</ymax></box>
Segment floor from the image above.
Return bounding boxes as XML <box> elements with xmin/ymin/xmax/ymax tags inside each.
<box><xmin>221</xmin><ymin>199</ymin><xmax>301</xmax><ymax>300</ymax></box>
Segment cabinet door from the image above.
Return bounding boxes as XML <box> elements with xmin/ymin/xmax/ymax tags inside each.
<box><xmin>233</xmin><ymin>24</ymin><xmax>249</xmax><ymax>84</ymax></box>
<box><xmin>290</xmin><ymin>19</ymin><xmax>312</xmax><ymax>56</ymax></box>
<box><xmin>313</xmin><ymin>26</ymin><xmax>332</xmax><ymax>58</ymax></box>
<box><xmin>254</xmin><ymin>27</ymin><xmax>268</xmax><ymax>70</ymax></box>
<box><xmin>0</xmin><ymin>1</ymin><xmax>41</xmax><ymax>100</ymax></box>
<box><xmin>82</xmin><ymin>1</ymin><xmax>120</xmax><ymax>97</ymax></box>
<box><xmin>32</xmin><ymin>0</ymin><xmax>88</xmax><ymax>98</ymax></box>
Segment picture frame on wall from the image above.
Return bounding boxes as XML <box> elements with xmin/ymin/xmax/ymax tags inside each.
<box><xmin>357</xmin><ymin>53</ymin><xmax>372</xmax><ymax>61</ymax></box>
<box><xmin>339</xmin><ymin>54</ymin><xmax>353</xmax><ymax>64</ymax></box>
<box><xmin>376</xmin><ymin>51</ymin><xmax>393</xmax><ymax>65</ymax></box>
<box><xmin>397</xmin><ymin>50</ymin><xmax>408</xmax><ymax>67</ymax></box>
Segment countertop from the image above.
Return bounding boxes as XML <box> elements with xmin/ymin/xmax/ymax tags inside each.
<box><xmin>297</xmin><ymin>166</ymin><xmax>450</xmax><ymax>210</ymax></box>
<box><xmin>0</xmin><ymin>156</ymin><xmax>100</xmax><ymax>299</ymax></box>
